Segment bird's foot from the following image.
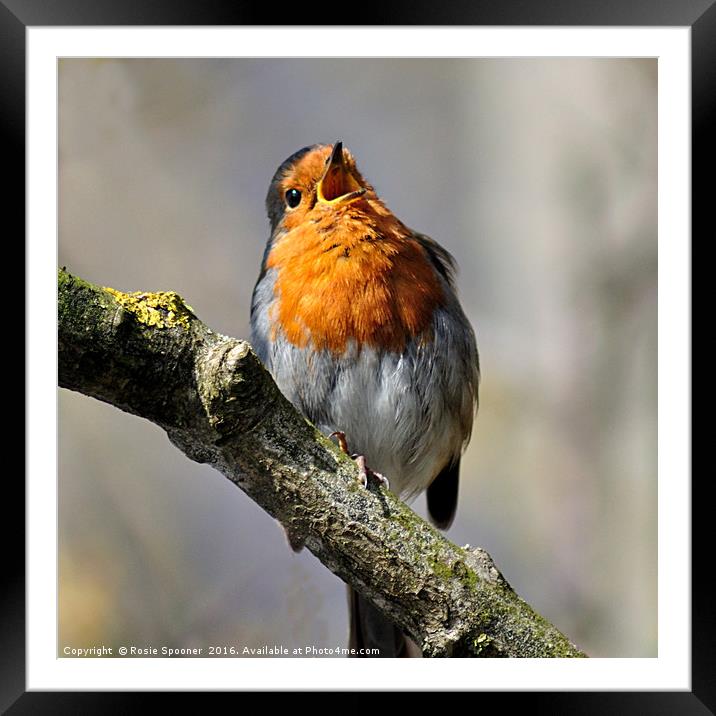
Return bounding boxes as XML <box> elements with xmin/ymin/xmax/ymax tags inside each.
<box><xmin>330</xmin><ymin>431</ymin><xmax>390</xmax><ymax>491</ymax></box>
<box><xmin>354</xmin><ymin>454</ymin><xmax>390</xmax><ymax>490</ymax></box>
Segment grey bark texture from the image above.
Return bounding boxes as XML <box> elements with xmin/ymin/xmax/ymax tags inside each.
<box><xmin>57</xmin><ymin>268</ymin><xmax>587</xmax><ymax>658</ymax></box>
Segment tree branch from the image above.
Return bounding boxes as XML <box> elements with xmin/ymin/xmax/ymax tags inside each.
<box><xmin>57</xmin><ymin>268</ymin><xmax>586</xmax><ymax>658</ymax></box>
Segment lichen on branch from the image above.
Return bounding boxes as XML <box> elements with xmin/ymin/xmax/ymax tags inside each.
<box><xmin>103</xmin><ymin>286</ymin><xmax>195</xmax><ymax>330</ymax></box>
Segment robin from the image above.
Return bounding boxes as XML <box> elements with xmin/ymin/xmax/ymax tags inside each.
<box><xmin>250</xmin><ymin>142</ymin><xmax>480</xmax><ymax>657</ymax></box>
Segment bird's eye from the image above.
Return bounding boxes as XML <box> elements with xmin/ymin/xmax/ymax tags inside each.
<box><xmin>285</xmin><ymin>188</ymin><xmax>302</xmax><ymax>208</ymax></box>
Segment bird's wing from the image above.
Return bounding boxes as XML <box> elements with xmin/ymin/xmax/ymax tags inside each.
<box><xmin>416</xmin><ymin>233</ymin><xmax>473</xmax><ymax>530</ymax></box>
<box><xmin>413</xmin><ymin>232</ymin><xmax>458</xmax><ymax>288</ymax></box>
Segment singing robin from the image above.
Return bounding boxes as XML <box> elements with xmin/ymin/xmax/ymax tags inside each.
<box><xmin>250</xmin><ymin>142</ymin><xmax>480</xmax><ymax>657</ymax></box>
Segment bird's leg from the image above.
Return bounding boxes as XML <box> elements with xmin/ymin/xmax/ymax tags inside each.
<box><xmin>330</xmin><ymin>430</ymin><xmax>350</xmax><ymax>456</ymax></box>
<box><xmin>330</xmin><ymin>431</ymin><xmax>390</xmax><ymax>490</ymax></box>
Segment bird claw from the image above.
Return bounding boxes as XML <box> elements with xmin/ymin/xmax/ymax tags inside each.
<box><xmin>330</xmin><ymin>431</ymin><xmax>390</xmax><ymax>491</ymax></box>
<box><xmin>355</xmin><ymin>455</ymin><xmax>390</xmax><ymax>490</ymax></box>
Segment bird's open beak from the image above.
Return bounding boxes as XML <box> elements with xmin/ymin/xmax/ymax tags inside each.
<box><xmin>317</xmin><ymin>142</ymin><xmax>367</xmax><ymax>205</ymax></box>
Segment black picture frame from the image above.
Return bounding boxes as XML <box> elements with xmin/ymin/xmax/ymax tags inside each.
<box><xmin>11</xmin><ymin>2</ymin><xmax>705</xmax><ymax>711</ymax></box>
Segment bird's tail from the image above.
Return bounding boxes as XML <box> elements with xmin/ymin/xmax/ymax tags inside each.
<box><xmin>347</xmin><ymin>586</ymin><xmax>413</xmax><ymax>658</ymax></box>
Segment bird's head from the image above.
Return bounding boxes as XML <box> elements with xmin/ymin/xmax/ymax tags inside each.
<box><xmin>265</xmin><ymin>142</ymin><xmax>378</xmax><ymax>235</ymax></box>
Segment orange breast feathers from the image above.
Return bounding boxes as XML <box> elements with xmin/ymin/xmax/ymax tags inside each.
<box><xmin>266</xmin><ymin>202</ymin><xmax>445</xmax><ymax>354</ymax></box>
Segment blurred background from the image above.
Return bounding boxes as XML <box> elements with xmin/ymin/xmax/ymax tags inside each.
<box><xmin>58</xmin><ymin>58</ymin><xmax>657</xmax><ymax>657</ymax></box>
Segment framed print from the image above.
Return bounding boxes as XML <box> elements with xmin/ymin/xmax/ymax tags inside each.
<box><xmin>14</xmin><ymin>2</ymin><xmax>705</xmax><ymax>711</ymax></box>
